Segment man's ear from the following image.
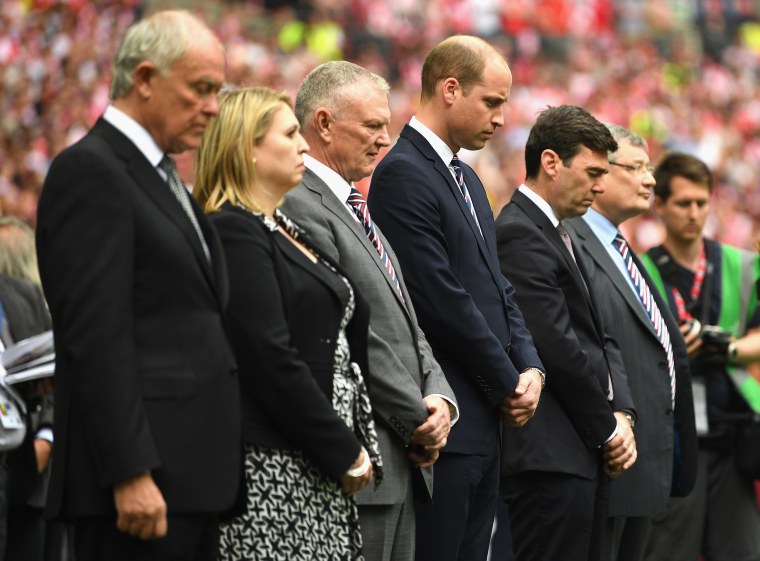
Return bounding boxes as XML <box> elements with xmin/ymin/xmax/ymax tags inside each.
<box><xmin>133</xmin><ymin>61</ymin><xmax>158</xmax><ymax>100</ymax></box>
<box><xmin>541</xmin><ymin>149</ymin><xmax>562</xmax><ymax>179</ymax></box>
<box><xmin>441</xmin><ymin>77</ymin><xmax>460</xmax><ymax>106</ymax></box>
<box><xmin>313</xmin><ymin>107</ymin><xmax>333</xmax><ymax>144</ymax></box>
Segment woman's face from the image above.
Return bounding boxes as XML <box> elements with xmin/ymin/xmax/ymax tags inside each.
<box><xmin>252</xmin><ymin>104</ymin><xmax>310</xmax><ymax>195</ymax></box>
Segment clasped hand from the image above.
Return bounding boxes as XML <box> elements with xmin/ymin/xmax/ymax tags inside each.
<box><xmin>408</xmin><ymin>395</ymin><xmax>451</xmax><ymax>468</ymax></box>
<box><xmin>602</xmin><ymin>412</ymin><xmax>637</xmax><ymax>477</ymax></box>
<box><xmin>501</xmin><ymin>369</ymin><xmax>542</xmax><ymax>427</ymax></box>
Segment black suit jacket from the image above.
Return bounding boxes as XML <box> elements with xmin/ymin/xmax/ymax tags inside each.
<box><xmin>368</xmin><ymin>124</ymin><xmax>542</xmax><ymax>456</ymax></box>
<box><xmin>568</xmin><ymin>217</ymin><xmax>697</xmax><ymax>514</ymax></box>
<box><xmin>36</xmin><ymin>118</ymin><xmax>241</xmax><ymax>519</ymax></box>
<box><xmin>210</xmin><ymin>204</ymin><xmax>368</xmax><ymax>481</ymax></box>
<box><xmin>495</xmin><ymin>190</ymin><xmax>633</xmax><ymax>479</ymax></box>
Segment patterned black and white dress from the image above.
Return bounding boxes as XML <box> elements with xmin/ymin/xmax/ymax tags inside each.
<box><xmin>218</xmin><ymin>209</ymin><xmax>382</xmax><ymax>561</ymax></box>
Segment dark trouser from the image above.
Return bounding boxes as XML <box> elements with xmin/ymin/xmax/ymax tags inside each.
<box><xmin>503</xmin><ymin>468</ymin><xmax>609</xmax><ymax>561</ymax></box>
<box><xmin>415</xmin><ymin>449</ymin><xmax>500</xmax><ymax>561</ymax></box>
<box><xmin>602</xmin><ymin>516</ymin><xmax>652</xmax><ymax>561</ymax></box>
<box><xmin>74</xmin><ymin>513</ymin><xmax>219</xmax><ymax>561</ymax></box>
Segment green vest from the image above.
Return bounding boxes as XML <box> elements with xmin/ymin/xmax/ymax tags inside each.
<box><xmin>641</xmin><ymin>244</ymin><xmax>760</xmax><ymax>413</ymax></box>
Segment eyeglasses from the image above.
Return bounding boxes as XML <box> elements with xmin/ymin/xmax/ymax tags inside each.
<box><xmin>609</xmin><ymin>161</ymin><xmax>655</xmax><ymax>176</ymax></box>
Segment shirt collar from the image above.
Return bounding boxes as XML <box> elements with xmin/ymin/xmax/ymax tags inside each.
<box><xmin>304</xmin><ymin>154</ymin><xmax>354</xmax><ymax>204</ymax></box>
<box><xmin>409</xmin><ymin>116</ymin><xmax>455</xmax><ymax>168</ymax></box>
<box><xmin>103</xmin><ymin>105</ymin><xmax>165</xmax><ymax>168</ymax></box>
<box><xmin>582</xmin><ymin>208</ymin><xmax>619</xmax><ymax>246</ymax></box>
<box><xmin>518</xmin><ymin>184</ymin><xmax>561</xmax><ymax>227</ymax></box>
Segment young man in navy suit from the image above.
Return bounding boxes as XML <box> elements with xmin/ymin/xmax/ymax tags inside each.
<box><xmin>369</xmin><ymin>36</ymin><xmax>544</xmax><ymax>561</ymax></box>
<box><xmin>36</xmin><ymin>11</ymin><xmax>240</xmax><ymax>561</ymax></box>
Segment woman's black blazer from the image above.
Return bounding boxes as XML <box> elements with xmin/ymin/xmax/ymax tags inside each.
<box><xmin>210</xmin><ymin>203</ymin><xmax>370</xmax><ymax>480</ymax></box>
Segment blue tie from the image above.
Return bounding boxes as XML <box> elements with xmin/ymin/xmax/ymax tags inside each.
<box><xmin>613</xmin><ymin>233</ymin><xmax>676</xmax><ymax>407</ymax></box>
<box><xmin>451</xmin><ymin>155</ymin><xmax>482</xmax><ymax>236</ymax></box>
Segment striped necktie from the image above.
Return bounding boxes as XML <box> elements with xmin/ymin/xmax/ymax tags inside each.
<box><xmin>450</xmin><ymin>155</ymin><xmax>482</xmax><ymax>236</ymax></box>
<box><xmin>613</xmin><ymin>233</ymin><xmax>676</xmax><ymax>406</ymax></box>
<box><xmin>346</xmin><ymin>187</ymin><xmax>404</xmax><ymax>301</ymax></box>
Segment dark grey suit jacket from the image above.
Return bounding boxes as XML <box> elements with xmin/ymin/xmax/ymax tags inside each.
<box><xmin>567</xmin><ymin>217</ymin><xmax>698</xmax><ymax>516</ymax></box>
<box><xmin>282</xmin><ymin>167</ymin><xmax>456</xmax><ymax>505</ymax></box>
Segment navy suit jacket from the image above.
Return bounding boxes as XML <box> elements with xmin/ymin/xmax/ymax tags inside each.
<box><xmin>368</xmin><ymin>124</ymin><xmax>542</xmax><ymax>455</ymax></box>
<box><xmin>496</xmin><ymin>190</ymin><xmax>634</xmax><ymax>480</ymax></box>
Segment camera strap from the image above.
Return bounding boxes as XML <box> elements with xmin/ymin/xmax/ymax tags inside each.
<box><xmin>658</xmin><ymin>242</ymin><xmax>709</xmax><ymax>323</ymax></box>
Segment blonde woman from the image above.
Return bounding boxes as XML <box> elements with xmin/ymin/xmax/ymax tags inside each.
<box><xmin>194</xmin><ymin>87</ymin><xmax>382</xmax><ymax>560</ymax></box>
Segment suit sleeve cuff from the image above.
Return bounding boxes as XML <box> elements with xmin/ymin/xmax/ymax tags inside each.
<box><xmin>427</xmin><ymin>393</ymin><xmax>460</xmax><ymax>426</ymax></box>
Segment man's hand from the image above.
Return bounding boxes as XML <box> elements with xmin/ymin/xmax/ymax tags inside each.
<box><xmin>340</xmin><ymin>449</ymin><xmax>374</xmax><ymax>496</ymax></box>
<box><xmin>602</xmin><ymin>412</ymin><xmax>637</xmax><ymax>478</ymax></box>
<box><xmin>407</xmin><ymin>444</ymin><xmax>440</xmax><ymax>469</ymax></box>
<box><xmin>681</xmin><ymin>321</ymin><xmax>703</xmax><ymax>358</ymax></box>
<box><xmin>34</xmin><ymin>439</ymin><xmax>52</xmax><ymax>473</ymax></box>
<box><xmin>113</xmin><ymin>473</ymin><xmax>168</xmax><ymax>540</ymax></box>
<box><xmin>500</xmin><ymin>369</ymin><xmax>542</xmax><ymax>427</ymax></box>
<box><xmin>410</xmin><ymin>396</ymin><xmax>451</xmax><ymax>450</ymax></box>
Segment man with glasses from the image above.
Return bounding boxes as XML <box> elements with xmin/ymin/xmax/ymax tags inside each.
<box><xmin>566</xmin><ymin>125</ymin><xmax>698</xmax><ymax>561</ymax></box>
<box><xmin>495</xmin><ymin>106</ymin><xmax>637</xmax><ymax>561</ymax></box>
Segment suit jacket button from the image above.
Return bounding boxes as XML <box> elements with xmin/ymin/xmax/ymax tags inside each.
<box><xmin>665</xmin><ymin>408</ymin><xmax>674</xmax><ymax>416</ymax></box>
<box><xmin>659</xmin><ymin>360</ymin><xmax>668</xmax><ymax>369</ymax></box>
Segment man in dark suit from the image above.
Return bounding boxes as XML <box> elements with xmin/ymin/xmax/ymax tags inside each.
<box><xmin>35</xmin><ymin>11</ymin><xmax>240</xmax><ymax>561</ymax></box>
<box><xmin>495</xmin><ymin>105</ymin><xmax>637</xmax><ymax>561</ymax></box>
<box><xmin>282</xmin><ymin>60</ymin><xmax>458</xmax><ymax>561</ymax></box>
<box><xmin>368</xmin><ymin>36</ymin><xmax>545</xmax><ymax>561</ymax></box>
<box><xmin>566</xmin><ymin>124</ymin><xmax>698</xmax><ymax>561</ymax></box>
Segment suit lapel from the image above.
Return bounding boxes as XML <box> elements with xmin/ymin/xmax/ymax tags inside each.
<box><xmin>512</xmin><ymin>190</ymin><xmax>608</xmax><ymax>339</ymax></box>
<box><xmin>400</xmin><ymin>126</ymin><xmax>505</xmax><ymax>292</ymax></box>
<box><xmin>92</xmin><ymin>119</ymin><xmax>219</xmax><ymax>297</ymax></box>
<box><xmin>302</xmin><ymin>169</ymin><xmax>408</xmax><ymax>311</ymax></box>
<box><xmin>571</xmin><ymin>219</ymin><xmax>658</xmax><ymax>340</ymax></box>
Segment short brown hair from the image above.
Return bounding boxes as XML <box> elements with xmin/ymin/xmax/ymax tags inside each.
<box><xmin>653</xmin><ymin>152</ymin><xmax>713</xmax><ymax>201</ymax></box>
<box><xmin>421</xmin><ymin>36</ymin><xmax>501</xmax><ymax>101</ymax></box>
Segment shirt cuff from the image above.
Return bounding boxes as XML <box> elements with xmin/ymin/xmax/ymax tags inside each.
<box><xmin>427</xmin><ymin>393</ymin><xmax>460</xmax><ymax>426</ymax></box>
<box><xmin>35</xmin><ymin>427</ymin><xmax>54</xmax><ymax>443</ymax></box>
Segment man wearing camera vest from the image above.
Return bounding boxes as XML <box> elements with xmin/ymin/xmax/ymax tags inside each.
<box><xmin>641</xmin><ymin>152</ymin><xmax>760</xmax><ymax>561</ymax></box>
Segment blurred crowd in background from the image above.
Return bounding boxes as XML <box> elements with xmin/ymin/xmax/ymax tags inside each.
<box><xmin>2</xmin><ymin>0</ymin><xmax>760</xmax><ymax>253</ymax></box>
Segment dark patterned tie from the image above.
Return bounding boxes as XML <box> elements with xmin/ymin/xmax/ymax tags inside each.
<box><xmin>613</xmin><ymin>233</ymin><xmax>676</xmax><ymax>407</ymax></box>
<box><xmin>346</xmin><ymin>187</ymin><xmax>404</xmax><ymax>301</ymax></box>
<box><xmin>558</xmin><ymin>222</ymin><xmax>612</xmax><ymax>399</ymax></box>
<box><xmin>158</xmin><ymin>155</ymin><xmax>210</xmax><ymax>262</ymax></box>
<box><xmin>556</xmin><ymin>222</ymin><xmax>577</xmax><ymax>261</ymax></box>
<box><xmin>450</xmin><ymin>155</ymin><xmax>482</xmax><ymax>236</ymax></box>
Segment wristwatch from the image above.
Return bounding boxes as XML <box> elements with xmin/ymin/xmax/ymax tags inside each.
<box><xmin>622</xmin><ymin>411</ymin><xmax>636</xmax><ymax>429</ymax></box>
<box><xmin>525</xmin><ymin>367</ymin><xmax>546</xmax><ymax>388</ymax></box>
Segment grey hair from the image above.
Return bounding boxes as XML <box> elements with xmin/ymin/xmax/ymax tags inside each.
<box><xmin>109</xmin><ymin>10</ymin><xmax>213</xmax><ymax>100</ymax></box>
<box><xmin>605</xmin><ymin>123</ymin><xmax>648</xmax><ymax>160</ymax></box>
<box><xmin>295</xmin><ymin>61</ymin><xmax>390</xmax><ymax>130</ymax></box>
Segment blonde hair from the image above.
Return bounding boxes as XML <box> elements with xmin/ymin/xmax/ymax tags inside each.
<box><xmin>194</xmin><ymin>87</ymin><xmax>292</xmax><ymax>213</ymax></box>
<box><xmin>0</xmin><ymin>217</ymin><xmax>41</xmax><ymax>289</ymax></box>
